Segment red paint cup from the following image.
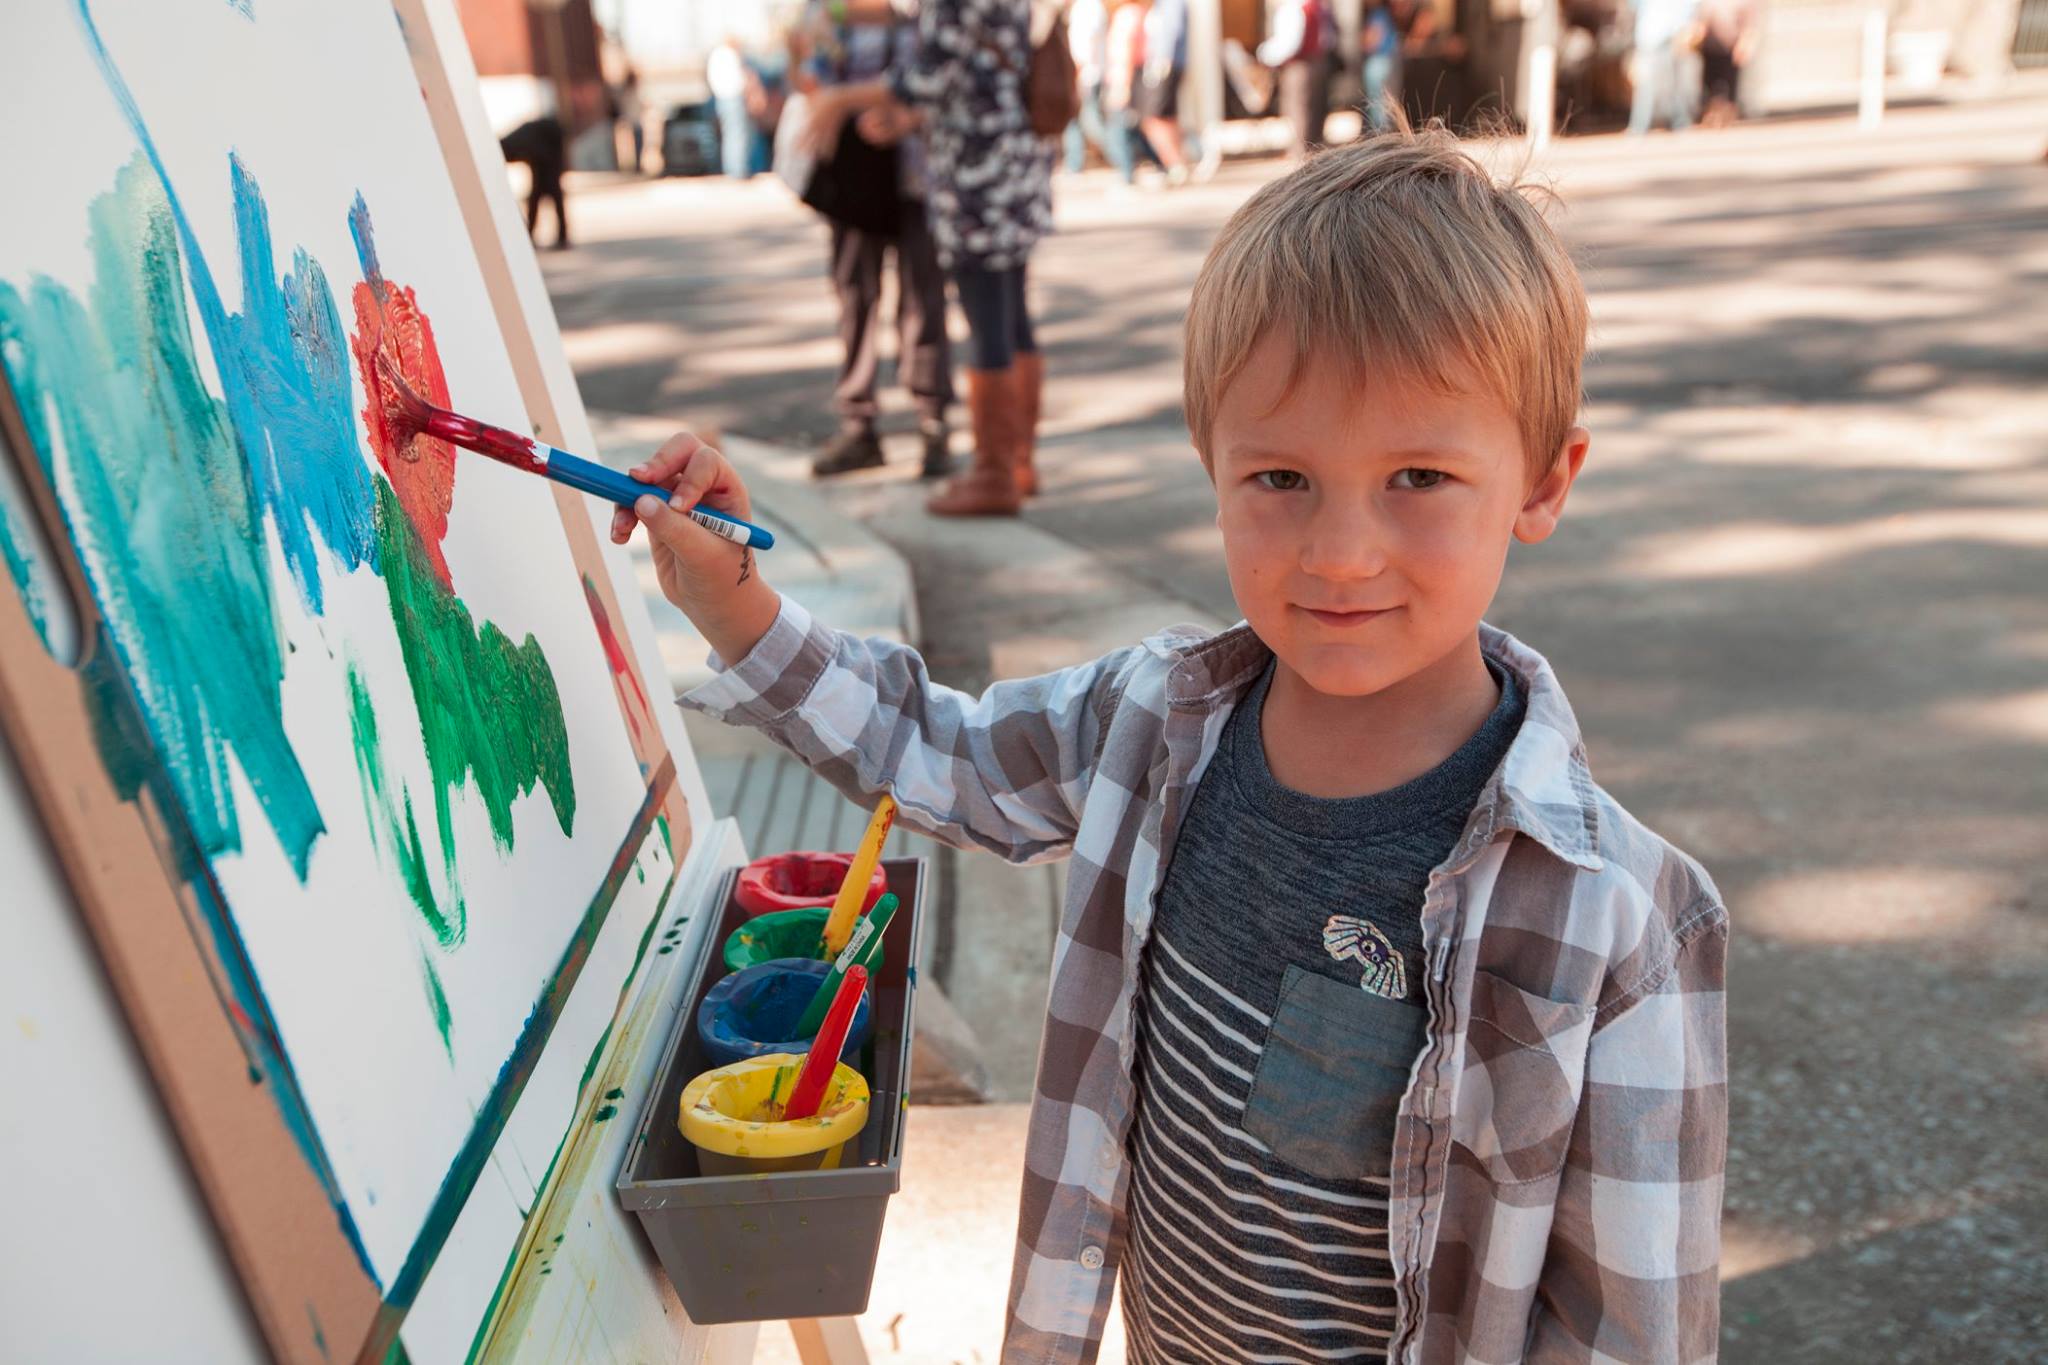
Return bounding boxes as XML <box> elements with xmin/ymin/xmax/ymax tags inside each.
<box><xmin>735</xmin><ymin>851</ymin><xmax>888</xmax><ymax>919</ymax></box>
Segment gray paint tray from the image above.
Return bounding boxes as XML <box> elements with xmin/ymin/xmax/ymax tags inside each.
<box><xmin>616</xmin><ymin>856</ymin><xmax>925</xmax><ymax>1325</ymax></box>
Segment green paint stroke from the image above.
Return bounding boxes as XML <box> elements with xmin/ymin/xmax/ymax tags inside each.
<box><xmin>0</xmin><ymin>156</ymin><xmax>322</xmax><ymax>873</ymax></box>
<box><xmin>374</xmin><ymin>476</ymin><xmax>576</xmax><ymax>861</ymax></box>
<box><xmin>347</xmin><ymin>661</ymin><xmax>461</xmax><ymax>946</ymax></box>
<box><xmin>420</xmin><ymin>951</ymin><xmax>453</xmax><ymax>1061</ymax></box>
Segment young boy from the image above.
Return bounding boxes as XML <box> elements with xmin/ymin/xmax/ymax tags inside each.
<box><xmin>615</xmin><ymin>128</ymin><xmax>1727</xmax><ymax>1364</ymax></box>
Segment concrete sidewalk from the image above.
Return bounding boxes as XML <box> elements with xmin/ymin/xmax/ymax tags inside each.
<box><xmin>555</xmin><ymin>90</ymin><xmax>2048</xmax><ymax>1363</ymax></box>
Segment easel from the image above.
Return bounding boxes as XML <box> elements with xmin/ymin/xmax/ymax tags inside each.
<box><xmin>0</xmin><ymin>2</ymin><xmax>885</xmax><ymax>1357</ymax></box>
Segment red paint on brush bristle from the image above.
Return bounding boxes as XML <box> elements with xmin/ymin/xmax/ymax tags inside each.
<box><xmin>377</xmin><ymin>355</ymin><xmax>545</xmax><ymax>472</ymax></box>
<box><xmin>375</xmin><ymin>353</ymin><xmax>435</xmax><ymax>462</ymax></box>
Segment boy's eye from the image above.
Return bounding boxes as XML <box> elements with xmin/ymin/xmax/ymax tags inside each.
<box><xmin>1391</xmin><ymin>468</ymin><xmax>1450</xmax><ymax>490</ymax></box>
<box><xmin>1254</xmin><ymin>470</ymin><xmax>1306</xmax><ymax>492</ymax></box>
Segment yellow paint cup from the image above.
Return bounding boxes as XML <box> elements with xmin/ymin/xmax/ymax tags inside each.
<box><xmin>678</xmin><ymin>1053</ymin><xmax>870</xmax><ymax>1176</ymax></box>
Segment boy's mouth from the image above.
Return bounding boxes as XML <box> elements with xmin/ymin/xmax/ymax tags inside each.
<box><xmin>1300</xmin><ymin>606</ymin><xmax>1394</xmax><ymax>628</ymax></box>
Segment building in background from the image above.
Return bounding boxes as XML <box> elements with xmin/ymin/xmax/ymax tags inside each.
<box><xmin>458</xmin><ymin>0</ymin><xmax>2032</xmax><ymax>181</ymax></box>
<box><xmin>457</xmin><ymin>0</ymin><xmax>613</xmax><ymax>164</ymax></box>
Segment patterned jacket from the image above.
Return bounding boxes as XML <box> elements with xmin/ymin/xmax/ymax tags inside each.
<box><xmin>886</xmin><ymin>0</ymin><xmax>1053</xmax><ymax>270</ymax></box>
<box><xmin>682</xmin><ymin>596</ymin><xmax>1729</xmax><ymax>1364</ymax></box>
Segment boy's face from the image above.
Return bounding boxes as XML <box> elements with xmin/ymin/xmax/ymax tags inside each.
<box><xmin>1209</xmin><ymin>330</ymin><xmax>1588</xmax><ymax>699</ymax></box>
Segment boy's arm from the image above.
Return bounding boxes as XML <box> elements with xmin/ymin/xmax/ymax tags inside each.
<box><xmin>682</xmin><ymin>593</ymin><xmax>1136</xmax><ymax>865</ymax></box>
<box><xmin>1532</xmin><ymin>912</ymin><xmax>1729</xmax><ymax>1364</ymax></box>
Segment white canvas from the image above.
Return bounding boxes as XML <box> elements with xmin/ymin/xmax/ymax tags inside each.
<box><xmin>0</xmin><ymin>0</ymin><xmax>674</xmax><ymax>1322</ymax></box>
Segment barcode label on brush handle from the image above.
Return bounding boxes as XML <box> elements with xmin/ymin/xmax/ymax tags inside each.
<box><xmin>833</xmin><ymin>916</ymin><xmax>876</xmax><ymax>972</ymax></box>
<box><xmin>688</xmin><ymin>509</ymin><xmax>751</xmax><ymax>546</ymax></box>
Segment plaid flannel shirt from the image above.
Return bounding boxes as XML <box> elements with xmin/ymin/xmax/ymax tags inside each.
<box><xmin>682</xmin><ymin>595</ymin><xmax>1729</xmax><ymax>1364</ymax></box>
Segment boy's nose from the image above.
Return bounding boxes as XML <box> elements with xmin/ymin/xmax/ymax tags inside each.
<box><xmin>1298</xmin><ymin>505</ymin><xmax>1390</xmax><ymax>581</ymax></box>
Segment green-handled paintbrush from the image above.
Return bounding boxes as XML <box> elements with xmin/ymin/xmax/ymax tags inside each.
<box><xmin>792</xmin><ymin>892</ymin><xmax>899</xmax><ymax>1038</ymax></box>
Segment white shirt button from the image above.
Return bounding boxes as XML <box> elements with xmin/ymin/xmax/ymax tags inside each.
<box><xmin>1079</xmin><ymin>1245</ymin><xmax>1105</xmax><ymax>1271</ymax></box>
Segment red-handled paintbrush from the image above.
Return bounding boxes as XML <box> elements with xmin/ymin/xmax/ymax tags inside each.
<box><xmin>780</xmin><ymin>965</ymin><xmax>867</xmax><ymax>1122</ymax></box>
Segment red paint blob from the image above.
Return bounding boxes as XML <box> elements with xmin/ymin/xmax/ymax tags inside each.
<box><xmin>350</xmin><ymin>278</ymin><xmax>456</xmax><ymax>586</ymax></box>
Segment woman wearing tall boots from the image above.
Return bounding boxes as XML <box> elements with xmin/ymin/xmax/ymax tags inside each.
<box><xmin>805</xmin><ymin>0</ymin><xmax>1054</xmax><ymax>516</ymax></box>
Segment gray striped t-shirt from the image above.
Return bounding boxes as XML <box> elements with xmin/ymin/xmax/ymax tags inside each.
<box><xmin>1122</xmin><ymin>658</ymin><xmax>1524</xmax><ymax>1361</ymax></box>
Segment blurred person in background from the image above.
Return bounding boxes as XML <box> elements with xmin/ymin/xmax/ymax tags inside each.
<box><xmin>1358</xmin><ymin>0</ymin><xmax>1400</xmax><ymax>132</ymax></box>
<box><xmin>1389</xmin><ymin>0</ymin><xmax>1469</xmax><ymax>126</ymax></box>
<box><xmin>1104</xmin><ymin>0</ymin><xmax>1148</xmax><ymax>185</ymax></box>
<box><xmin>500</xmin><ymin>115</ymin><xmax>570</xmax><ymax>249</ymax></box>
<box><xmin>749</xmin><ymin>41</ymin><xmax>795</xmax><ymax>176</ymax></box>
<box><xmin>1063</xmin><ymin>0</ymin><xmax>1119</xmax><ymax>174</ymax></box>
<box><xmin>1259</xmin><ymin>0</ymin><xmax>1336</xmax><ymax>159</ymax></box>
<box><xmin>708</xmin><ymin>35</ymin><xmax>756</xmax><ymax>177</ymax></box>
<box><xmin>1695</xmin><ymin>0</ymin><xmax>1757</xmax><ymax>127</ymax></box>
<box><xmin>1627</xmin><ymin>0</ymin><xmax>1701</xmax><ymax>135</ymax></box>
<box><xmin>616</xmin><ymin>68</ymin><xmax>646</xmax><ymax>173</ymax></box>
<box><xmin>797</xmin><ymin>0</ymin><xmax>958</xmax><ymax>480</ymax></box>
<box><xmin>804</xmin><ymin>0</ymin><xmax>1056</xmax><ymax>516</ymax></box>
<box><xmin>1137</xmin><ymin>0</ymin><xmax>1190</xmax><ymax>184</ymax></box>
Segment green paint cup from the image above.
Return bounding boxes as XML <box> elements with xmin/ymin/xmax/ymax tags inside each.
<box><xmin>721</xmin><ymin>906</ymin><xmax>888</xmax><ymax>975</ymax></box>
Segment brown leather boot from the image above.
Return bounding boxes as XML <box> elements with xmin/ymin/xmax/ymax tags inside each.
<box><xmin>1012</xmin><ymin>350</ymin><xmax>1043</xmax><ymax>497</ymax></box>
<box><xmin>927</xmin><ymin>367</ymin><xmax>1023</xmax><ymax>517</ymax></box>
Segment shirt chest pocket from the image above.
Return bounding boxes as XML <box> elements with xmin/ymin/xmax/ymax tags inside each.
<box><xmin>1242</xmin><ymin>965</ymin><xmax>1427</xmax><ymax>1183</ymax></box>
<box><xmin>1455</xmin><ymin>969</ymin><xmax>1596</xmax><ymax>1186</ymax></box>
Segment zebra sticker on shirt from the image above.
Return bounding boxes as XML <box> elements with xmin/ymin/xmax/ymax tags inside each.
<box><xmin>1323</xmin><ymin>914</ymin><xmax>1407</xmax><ymax>999</ymax></box>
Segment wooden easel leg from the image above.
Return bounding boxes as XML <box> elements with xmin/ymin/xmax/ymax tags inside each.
<box><xmin>788</xmin><ymin>1317</ymin><xmax>869</xmax><ymax>1365</ymax></box>
<box><xmin>702</xmin><ymin>1323</ymin><xmax>761</xmax><ymax>1365</ymax></box>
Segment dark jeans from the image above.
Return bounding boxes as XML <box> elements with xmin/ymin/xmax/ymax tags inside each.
<box><xmin>951</xmin><ymin>261</ymin><xmax>1037</xmax><ymax>372</ymax></box>
<box><xmin>830</xmin><ymin>200</ymin><xmax>955</xmax><ymax>427</ymax></box>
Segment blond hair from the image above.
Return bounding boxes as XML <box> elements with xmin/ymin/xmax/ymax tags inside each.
<box><xmin>1184</xmin><ymin>122</ymin><xmax>1587</xmax><ymax>484</ymax></box>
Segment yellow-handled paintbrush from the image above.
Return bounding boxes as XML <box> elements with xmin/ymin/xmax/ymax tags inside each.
<box><xmin>821</xmin><ymin>794</ymin><xmax>897</xmax><ymax>956</ymax></box>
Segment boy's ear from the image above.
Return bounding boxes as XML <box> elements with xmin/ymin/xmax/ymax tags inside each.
<box><xmin>1514</xmin><ymin>426</ymin><xmax>1590</xmax><ymax>545</ymax></box>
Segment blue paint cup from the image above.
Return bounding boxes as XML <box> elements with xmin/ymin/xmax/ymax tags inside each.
<box><xmin>697</xmin><ymin>957</ymin><xmax>875</xmax><ymax>1071</ymax></box>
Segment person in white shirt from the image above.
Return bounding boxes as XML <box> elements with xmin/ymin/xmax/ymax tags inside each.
<box><xmin>1062</xmin><ymin>0</ymin><xmax>1121</xmax><ymax>176</ymax></box>
<box><xmin>1258</xmin><ymin>0</ymin><xmax>1334</xmax><ymax>160</ymax></box>
<box><xmin>707</xmin><ymin>37</ymin><xmax>756</xmax><ymax>177</ymax></box>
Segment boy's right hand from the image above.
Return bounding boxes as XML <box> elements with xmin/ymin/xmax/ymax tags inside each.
<box><xmin>608</xmin><ymin>431</ymin><xmax>759</xmax><ymax>617</ymax></box>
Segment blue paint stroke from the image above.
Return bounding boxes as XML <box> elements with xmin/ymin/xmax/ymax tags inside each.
<box><xmin>75</xmin><ymin>1</ymin><xmax>375</xmax><ymax>615</ymax></box>
<box><xmin>223</xmin><ymin>155</ymin><xmax>378</xmax><ymax>610</ymax></box>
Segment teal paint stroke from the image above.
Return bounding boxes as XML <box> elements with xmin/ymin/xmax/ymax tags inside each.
<box><xmin>0</xmin><ymin>156</ymin><xmax>326</xmax><ymax>875</ymax></box>
<box><xmin>0</xmin><ymin>439</ymin><xmax>57</xmax><ymax>653</ymax></box>
<box><xmin>76</xmin><ymin>4</ymin><xmax>376</xmax><ymax>618</ymax></box>
<box><xmin>0</xmin><ymin>0</ymin><xmax>386</xmax><ymax>1287</ymax></box>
